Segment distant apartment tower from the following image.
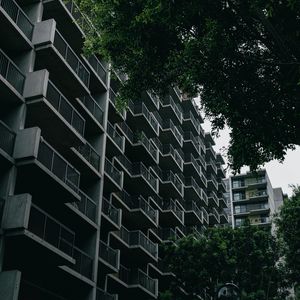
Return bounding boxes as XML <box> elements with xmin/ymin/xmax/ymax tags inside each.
<box><xmin>227</xmin><ymin>170</ymin><xmax>284</xmax><ymax>228</ymax></box>
<box><xmin>0</xmin><ymin>1</ymin><xmax>228</xmax><ymax>300</ymax></box>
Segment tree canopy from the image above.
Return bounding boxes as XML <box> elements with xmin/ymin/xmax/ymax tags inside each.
<box><xmin>162</xmin><ymin>225</ymin><xmax>289</xmax><ymax>300</ymax></box>
<box><xmin>75</xmin><ymin>0</ymin><xmax>300</xmax><ymax>171</ymax></box>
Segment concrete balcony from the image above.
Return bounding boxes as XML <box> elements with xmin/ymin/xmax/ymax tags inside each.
<box><xmin>206</xmin><ymin>145</ymin><xmax>217</xmax><ymax>160</ymax></box>
<box><xmin>149</xmin><ymin>227</ymin><xmax>179</xmax><ymax>244</ymax></box>
<box><xmin>233</xmin><ymin>190</ymin><xmax>268</xmax><ymax>204</ymax></box>
<box><xmin>101</xmin><ymin>197</ymin><xmax>122</xmax><ymax>232</ymax></box>
<box><xmin>33</xmin><ymin>20</ymin><xmax>90</xmax><ymax>97</ymax></box>
<box><xmin>217</xmin><ymin>164</ymin><xmax>226</xmax><ymax>178</ymax></box>
<box><xmin>113</xmin><ymin>155</ymin><xmax>158</xmax><ymax>195</ymax></box>
<box><xmin>98</xmin><ymin>240</ymin><xmax>120</xmax><ymax>274</ymax></box>
<box><xmin>108</xmin><ymin>88</ymin><xmax>126</xmax><ymax>122</ymax></box>
<box><xmin>0</xmin><ymin>120</ymin><xmax>15</xmax><ymax>165</ymax></box>
<box><xmin>234</xmin><ymin>203</ymin><xmax>270</xmax><ymax>216</ymax></box>
<box><xmin>144</xmin><ymin>91</ymin><xmax>160</xmax><ymax>110</ymax></box>
<box><xmin>24</xmin><ymin>71</ymin><xmax>86</xmax><ymax>148</ymax></box>
<box><xmin>207</xmin><ymin>158</ymin><xmax>218</xmax><ymax>175</ymax></box>
<box><xmin>196</xmin><ymin>154</ymin><xmax>207</xmax><ymax>171</ymax></box>
<box><xmin>106</xmin><ymin>121</ymin><xmax>125</xmax><ymax>155</ymax></box>
<box><xmin>109</xmin><ymin>227</ymin><xmax>158</xmax><ymax>263</ymax></box>
<box><xmin>208</xmin><ymin>191</ymin><xmax>219</xmax><ymax>208</ymax></box>
<box><xmin>127</xmin><ymin>100</ymin><xmax>159</xmax><ymax>137</ymax></box>
<box><xmin>183</xmin><ymin>225</ymin><xmax>205</xmax><ymax>239</ymax></box>
<box><xmin>207</xmin><ymin>174</ymin><xmax>218</xmax><ymax>191</ymax></box>
<box><xmin>218</xmin><ymin>179</ymin><xmax>227</xmax><ymax>192</ymax></box>
<box><xmin>77</xmin><ymin>94</ymin><xmax>105</xmax><ymax>134</ymax></box>
<box><xmin>108</xmin><ymin>266</ymin><xmax>158</xmax><ymax>299</ymax></box>
<box><xmin>159</xmin><ymin>119</ymin><xmax>183</xmax><ymax>147</ymax></box>
<box><xmin>184</xmin><ymin>201</ymin><xmax>203</xmax><ymax>226</ymax></box>
<box><xmin>220</xmin><ymin>212</ymin><xmax>229</xmax><ymax>224</ymax></box>
<box><xmin>0</xmin><ymin>0</ymin><xmax>34</xmax><ymax>50</ymax></box>
<box><xmin>156</xmin><ymin>199</ymin><xmax>184</xmax><ymax>227</ymax></box>
<box><xmin>117</xmin><ymin>122</ymin><xmax>158</xmax><ymax>164</ymax></box>
<box><xmin>104</xmin><ymin>158</ymin><xmax>123</xmax><ymax>191</ymax></box>
<box><xmin>181</xmin><ymin>98</ymin><xmax>203</xmax><ymax>120</ymax></box>
<box><xmin>2</xmin><ymin>194</ymin><xmax>75</xmax><ymax>266</ymax></box>
<box><xmin>202</xmin><ymin>207</ymin><xmax>209</xmax><ymax>225</ymax></box>
<box><xmin>184</xmin><ymin>177</ymin><xmax>208</xmax><ymax>206</ymax></box>
<box><xmin>96</xmin><ymin>288</ymin><xmax>118</xmax><ymax>300</ymax></box>
<box><xmin>209</xmin><ymin>207</ymin><xmax>220</xmax><ymax>225</ymax></box>
<box><xmin>15</xmin><ymin>128</ymin><xmax>81</xmax><ymax>202</ymax></box>
<box><xmin>183</xmin><ymin>131</ymin><xmax>200</xmax><ymax>155</ymax></box>
<box><xmin>111</xmin><ymin>191</ymin><xmax>158</xmax><ymax>229</ymax></box>
<box><xmin>182</xmin><ymin>111</ymin><xmax>200</xmax><ymax>135</ymax></box>
<box><xmin>184</xmin><ymin>153</ymin><xmax>207</xmax><ymax>188</ymax></box>
<box><xmin>218</xmin><ymin>197</ymin><xmax>227</xmax><ymax>208</ymax></box>
<box><xmin>0</xmin><ymin>49</ymin><xmax>25</xmax><ymax>106</ymax></box>
<box><xmin>153</xmin><ymin>138</ymin><xmax>183</xmax><ymax>173</ymax></box>
<box><xmin>159</xmin><ymin>95</ymin><xmax>183</xmax><ymax>124</ymax></box>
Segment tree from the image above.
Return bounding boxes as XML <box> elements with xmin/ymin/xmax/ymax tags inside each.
<box><xmin>161</xmin><ymin>225</ymin><xmax>289</xmax><ymax>300</ymax></box>
<box><xmin>74</xmin><ymin>0</ymin><xmax>300</xmax><ymax>171</ymax></box>
<box><xmin>276</xmin><ymin>186</ymin><xmax>300</xmax><ymax>287</ymax></box>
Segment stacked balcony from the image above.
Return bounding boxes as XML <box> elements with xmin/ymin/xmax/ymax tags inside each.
<box><xmin>159</xmin><ymin>95</ymin><xmax>183</xmax><ymax>124</ymax></box>
<box><xmin>184</xmin><ymin>201</ymin><xmax>203</xmax><ymax>225</ymax></box>
<box><xmin>184</xmin><ymin>177</ymin><xmax>208</xmax><ymax>206</ymax></box>
<box><xmin>104</xmin><ymin>158</ymin><xmax>123</xmax><ymax>191</ymax></box>
<box><xmin>101</xmin><ymin>197</ymin><xmax>122</xmax><ymax>231</ymax></box>
<box><xmin>184</xmin><ymin>153</ymin><xmax>207</xmax><ymax>188</ymax></box>
<box><xmin>207</xmin><ymin>174</ymin><xmax>219</xmax><ymax>191</ymax></box>
<box><xmin>183</xmin><ymin>131</ymin><xmax>201</xmax><ymax>155</ymax></box>
<box><xmin>156</xmin><ymin>199</ymin><xmax>184</xmax><ymax>227</ymax></box>
<box><xmin>159</xmin><ymin>119</ymin><xmax>183</xmax><ymax>147</ymax></box>
<box><xmin>209</xmin><ymin>207</ymin><xmax>220</xmax><ymax>224</ymax></box>
<box><xmin>208</xmin><ymin>191</ymin><xmax>219</xmax><ymax>208</ymax></box>
<box><xmin>96</xmin><ymin>288</ymin><xmax>118</xmax><ymax>300</ymax></box>
<box><xmin>106</xmin><ymin>121</ymin><xmax>125</xmax><ymax>155</ymax></box>
<box><xmin>0</xmin><ymin>120</ymin><xmax>15</xmax><ymax>164</ymax></box>
<box><xmin>182</xmin><ymin>111</ymin><xmax>200</xmax><ymax>135</ymax></box>
<box><xmin>98</xmin><ymin>240</ymin><xmax>120</xmax><ymax>273</ymax></box>
<box><xmin>149</xmin><ymin>227</ymin><xmax>179</xmax><ymax>244</ymax></box>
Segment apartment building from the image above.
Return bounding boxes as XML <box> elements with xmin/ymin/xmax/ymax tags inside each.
<box><xmin>227</xmin><ymin>170</ymin><xmax>284</xmax><ymax>228</ymax></box>
<box><xmin>0</xmin><ymin>1</ymin><xmax>228</xmax><ymax>299</ymax></box>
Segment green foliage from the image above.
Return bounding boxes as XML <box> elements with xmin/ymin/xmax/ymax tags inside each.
<box><xmin>74</xmin><ymin>0</ymin><xmax>300</xmax><ymax>171</ymax></box>
<box><xmin>276</xmin><ymin>186</ymin><xmax>300</xmax><ymax>286</ymax></box>
<box><xmin>162</xmin><ymin>226</ymin><xmax>289</xmax><ymax>300</ymax></box>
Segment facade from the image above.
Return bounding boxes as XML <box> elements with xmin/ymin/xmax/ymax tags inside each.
<box><xmin>0</xmin><ymin>1</ymin><xmax>228</xmax><ymax>300</ymax></box>
<box><xmin>227</xmin><ymin>170</ymin><xmax>284</xmax><ymax>228</ymax></box>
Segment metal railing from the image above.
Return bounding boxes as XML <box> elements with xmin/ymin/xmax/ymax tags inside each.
<box><xmin>96</xmin><ymin>288</ymin><xmax>117</xmax><ymax>300</ymax></box>
<box><xmin>234</xmin><ymin>203</ymin><xmax>269</xmax><ymax>214</ymax></box>
<box><xmin>131</xmin><ymin>162</ymin><xmax>157</xmax><ymax>190</ymax></box>
<box><xmin>99</xmin><ymin>240</ymin><xmax>119</xmax><ymax>269</ymax></box>
<box><xmin>183</xmin><ymin>131</ymin><xmax>200</xmax><ymax>150</ymax></box>
<box><xmin>102</xmin><ymin>197</ymin><xmax>120</xmax><ymax>225</ymax></box>
<box><xmin>0</xmin><ymin>120</ymin><xmax>15</xmax><ymax>156</ymax></box>
<box><xmin>162</xmin><ymin>170</ymin><xmax>183</xmax><ymax>194</ymax></box>
<box><xmin>248</xmin><ymin>190</ymin><xmax>268</xmax><ymax>198</ymax></box>
<box><xmin>37</xmin><ymin>138</ymin><xmax>80</xmax><ymax>193</ymax></box>
<box><xmin>133</xmin><ymin>131</ymin><xmax>158</xmax><ymax>161</ymax></box>
<box><xmin>53</xmin><ymin>30</ymin><xmax>90</xmax><ymax>87</ymax></box>
<box><xmin>202</xmin><ymin>207</ymin><xmax>209</xmax><ymax>223</ymax></box>
<box><xmin>197</xmin><ymin>154</ymin><xmax>206</xmax><ymax>170</ymax></box>
<box><xmin>162</xmin><ymin>200</ymin><xmax>184</xmax><ymax>222</ymax></box>
<box><xmin>46</xmin><ymin>81</ymin><xmax>85</xmax><ymax>136</ymax></box>
<box><xmin>209</xmin><ymin>191</ymin><xmax>219</xmax><ymax>206</ymax></box>
<box><xmin>72</xmin><ymin>246</ymin><xmax>93</xmax><ymax>279</ymax></box>
<box><xmin>0</xmin><ymin>48</ymin><xmax>25</xmax><ymax>94</ymax></box>
<box><xmin>160</xmin><ymin>143</ymin><xmax>183</xmax><ymax>168</ymax></box>
<box><xmin>105</xmin><ymin>158</ymin><xmax>122</xmax><ymax>186</ymax></box>
<box><xmin>208</xmin><ymin>159</ymin><xmax>218</xmax><ymax>174</ymax></box>
<box><xmin>210</xmin><ymin>207</ymin><xmax>220</xmax><ymax>222</ymax></box>
<box><xmin>76</xmin><ymin>142</ymin><xmax>101</xmax><ymax>171</ymax></box>
<box><xmin>183</xmin><ymin>111</ymin><xmax>200</xmax><ymax>133</ymax></box>
<box><xmin>71</xmin><ymin>190</ymin><xmax>96</xmax><ymax>221</ymax></box>
<box><xmin>0</xmin><ymin>0</ymin><xmax>34</xmax><ymax>40</ymax></box>
<box><xmin>28</xmin><ymin>204</ymin><xmax>75</xmax><ymax>257</ymax></box>
<box><xmin>208</xmin><ymin>174</ymin><xmax>218</xmax><ymax>190</ymax></box>
<box><xmin>161</xmin><ymin>95</ymin><xmax>182</xmax><ymax>121</ymax></box>
<box><xmin>87</xmin><ymin>55</ymin><xmax>107</xmax><ymax>84</ymax></box>
<box><xmin>185</xmin><ymin>201</ymin><xmax>203</xmax><ymax>221</ymax></box>
<box><xmin>78</xmin><ymin>94</ymin><xmax>104</xmax><ymax>125</ymax></box>
<box><xmin>118</xmin><ymin>227</ymin><xmax>158</xmax><ymax>257</ymax></box>
<box><xmin>246</xmin><ymin>178</ymin><xmax>267</xmax><ymax>186</ymax></box>
<box><xmin>107</xmin><ymin>122</ymin><xmax>124</xmax><ymax>149</ymax></box>
<box><xmin>162</xmin><ymin>119</ymin><xmax>183</xmax><ymax>145</ymax></box>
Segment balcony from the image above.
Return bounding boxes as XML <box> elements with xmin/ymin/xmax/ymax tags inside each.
<box><xmin>202</xmin><ymin>207</ymin><xmax>209</xmax><ymax>224</ymax></box>
<box><xmin>112</xmin><ymin>191</ymin><xmax>158</xmax><ymax>228</ymax></box>
<box><xmin>184</xmin><ymin>177</ymin><xmax>208</xmax><ymax>206</ymax></box>
<box><xmin>220</xmin><ymin>212</ymin><xmax>229</xmax><ymax>224</ymax></box>
<box><xmin>218</xmin><ymin>197</ymin><xmax>227</xmax><ymax>208</ymax></box>
<box><xmin>108</xmin><ymin>88</ymin><xmax>126</xmax><ymax>122</ymax></box>
<box><xmin>209</xmin><ymin>207</ymin><xmax>220</xmax><ymax>225</ymax></box>
<box><xmin>219</xmin><ymin>179</ymin><xmax>227</xmax><ymax>192</ymax></box>
<box><xmin>77</xmin><ymin>94</ymin><xmax>104</xmax><ymax>133</ymax></box>
<box><xmin>106</xmin><ymin>121</ymin><xmax>125</xmax><ymax>155</ymax></box>
<box><xmin>144</xmin><ymin>91</ymin><xmax>160</xmax><ymax>110</ymax></box>
<box><xmin>157</xmin><ymin>199</ymin><xmax>184</xmax><ymax>226</ymax></box>
<box><xmin>233</xmin><ymin>190</ymin><xmax>268</xmax><ymax>204</ymax></box>
<box><xmin>196</xmin><ymin>154</ymin><xmax>207</xmax><ymax>171</ymax></box>
<box><xmin>85</xmin><ymin>55</ymin><xmax>107</xmax><ymax>92</ymax></box>
<box><xmin>246</xmin><ymin>178</ymin><xmax>267</xmax><ymax>188</ymax></box>
<box><xmin>0</xmin><ymin>49</ymin><xmax>25</xmax><ymax>105</ymax></box>
<box><xmin>184</xmin><ymin>153</ymin><xmax>206</xmax><ymax>188</ymax></box>
<box><xmin>207</xmin><ymin>175</ymin><xmax>218</xmax><ymax>191</ymax></box>
<box><xmin>234</xmin><ymin>203</ymin><xmax>270</xmax><ymax>216</ymax></box>
<box><xmin>114</xmin><ymin>155</ymin><xmax>158</xmax><ymax>195</ymax></box>
<box><xmin>108</xmin><ymin>266</ymin><xmax>158</xmax><ymax>298</ymax></box>
<box><xmin>110</xmin><ymin>227</ymin><xmax>158</xmax><ymax>263</ymax></box>
<box><xmin>206</xmin><ymin>145</ymin><xmax>217</xmax><ymax>160</ymax></box>
<box><xmin>101</xmin><ymin>197</ymin><xmax>121</xmax><ymax>231</ymax></box>
<box><xmin>218</xmin><ymin>164</ymin><xmax>226</xmax><ymax>178</ymax></box>
<box><xmin>127</xmin><ymin>100</ymin><xmax>159</xmax><ymax>137</ymax></box>
<box><xmin>33</xmin><ymin>23</ymin><xmax>90</xmax><ymax>97</ymax></box>
<box><xmin>96</xmin><ymin>288</ymin><xmax>117</xmax><ymax>300</ymax></box>
<box><xmin>184</xmin><ymin>201</ymin><xmax>203</xmax><ymax>225</ymax></box>
<box><xmin>160</xmin><ymin>119</ymin><xmax>183</xmax><ymax>147</ymax></box>
<box><xmin>0</xmin><ymin>0</ymin><xmax>34</xmax><ymax>50</ymax></box>
<box><xmin>183</xmin><ymin>131</ymin><xmax>200</xmax><ymax>155</ymax></box>
<box><xmin>0</xmin><ymin>120</ymin><xmax>15</xmax><ymax>164</ymax></box>
<box><xmin>159</xmin><ymin>95</ymin><xmax>183</xmax><ymax>124</ymax></box>
<box><xmin>15</xmin><ymin>132</ymin><xmax>81</xmax><ymax>202</ymax></box>
<box><xmin>182</xmin><ymin>111</ymin><xmax>200</xmax><ymax>135</ymax></box>
<box><xmin>71</xmin><ymin>141</ymin><xmax>101</xmax><ymax>177</ymax></box>
<box><xmin>207</xmin><ymin>159</ymin><xmax>218</xmax><ymax>175</ymax></box>
<box><xmin>104</xmin><ymin>158</ymin><xmax>123</xmax><ymax>191</ymax></box>
<box><xmin>149</xmin><ymin>227</ymin><xmax>179</xmax><ymax>244</ymax></box>
<box><xmin>3</xmin><ymin>197</ymin><xmax>75</xmax><ymax>266</ymax></box>
<box><xmin>99</xmin><ymin>240</ymin><xmax>120</xmax><ymax>273</ymax></box>
<box><xmin>208</xmin><ymin>191</ymin><xmax>219</xmax><ymax>207</ymax></box>
<box><xmin>25</xmin><ymin>76</ymin><xmax>86</xmax><ymax>148</ymax></box>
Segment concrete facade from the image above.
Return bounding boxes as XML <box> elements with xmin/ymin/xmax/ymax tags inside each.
<box><xmin>0</xmin><ymin>1</ymin><xmax>228</xmax><ymax>299</ymax></box>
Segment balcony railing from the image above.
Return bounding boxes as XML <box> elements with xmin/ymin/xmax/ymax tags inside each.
<box><xmin>162</xmin><ymin>119</ymin><xmax>183</xmax><ymax>144</ymax></box>
<box><xmin>158</xmin><ymin>142</ymin><xmax>183</xmax><ymax>168</ymax></box>
<box><xmin>161</xmin><ymin>170</ymin><xmax>183</xmax><ymax>194</ymax></box>
<box><xmin>202</xmin><ymin>207</ymin><xmax>209</xmax><ymax>223</ymax></box>
<box><xmin>105</xmin><ymin>158</ymin><xmax>122</xmax><ymax>185</ymax></box>
<box><xmin>161</xmin><ymin>200</ymin><xmax>184</xmax><ymax>222</ymax></box>
<box><xmin>208</xmin><ymin>175</ymin><xmax>218</xmax><ymax>190</ymax></box>
<box><xmin>161</xmin><ymin>95</ymin><xmax>182</xmax><ymax>121</ymax></box>
<box><xmin>197</xmin><ymin>154</ymin><xmax>206</xmax><ymax>170</ymax></box>
<box><xmin>71</xmin><ymin>190</ymin><xmax>96</xmax><ymax>221</ymax></box>
<box><xmin>46</xmin><ymin>81</ymin><xmax>85</xmax><ymax>136</ymax></box>
<box><xmin>71</xmin><ymin>246</ymin><xmax>93</xmax><ymax>279</ymax></box>
<box><xmin>118</xmin><ymin>227</ymin><xmax>157</xmax><ymax>258</ymax></box>
<box><xmin>53</xmin><ymin>30</ymin><xmax>90</xmax><ymax>87</ymax></box>
<box><xmin>209</xmin><ymin>191</ymin><xmax>219</xmax><ymax>206</ymax></box>
<box><xmin>96</xmin><ymin>288</ymin><xmax>117</xmax><ymax>300</ymax></box>
<box><xmin>37</xmin><ymin>139</ymin><xmax>80</xmax><ymax>193</ymax></box>
<box><xmin>183</xmin><ymin>131</ymin><xmax>199</xmax><ymax>150</ymax></box>
<box><xmin>102</xmin><ymin>197</ymin><xmax>120</xmax><ymax>225</ymax></box>
<box><xmin>78</xmin><ymin>94</ymin><xmax>104</xmax><ymax>125</ymax></box>
<box><xmin>234</xmin><ymin>203</ymin><xmax>269</xmax><ymax>214</ymax></box>
<box><xmin>107</xmin><ymin>121</ymin><xmax>124</xmax><ymax>150</ymax></box>
<box><xmin>0</xmin><ymin>48</ymin><xmax>25</xmax><ymax>94</ymax></box>
<box><xmin>87</xmin><ymin>55</ymin><xmax>107</xmax><ymax>84</ymax></box>
<box><xmin>76</xmin><ymin>142</ymin><xmax>101</xmax><ymax>171</ymax></box>
<box><xmin>210</xmin><ymin>207</ymin><xmax>220</xmax><ymax>221</ymax></box>
<box><xmin>99</xmin><ymin>240</ymin><xmax>119</xmax><ymax>269</ymax></box>
<box><xmin>0</xmin><ymin>0</ymin><xmax>34</xmax><ymax>40</ymax></box>
<box><xmin>28</xmin><ymin>204</ymin><xmax>75</xmax><ymax>257</ymax></box>
<box><xmin>132</xmin><ymin>162</ymin><xmax>157</xmax><ymax>190</ymax></box>
<box><xmin>185</xmin><ymin>201</ymin><xmax>203</xmax><ymax>221</ymax></box>
<box><xmin>0</xmin><ymin>120</ymin><xmax>15</xmax><ymax>156</ymax></box>
<box><xmin>183</xmin><ymin>111</ymin><xmax>200</xmax><ymax>132</ymax></box>
<box><xmin>249</xmin><ymin>190</ymin><xmax>268</xmax><ymax>198</ymax></box>
<box><xmin>208</xmin><ymin>159</ymin><xmax>218</xmax><ymax>174</ymax></box>
<box><xmin>133</xmin><ymin>131</ymin><xmax>157</xmax><ymax>161</ymax></box>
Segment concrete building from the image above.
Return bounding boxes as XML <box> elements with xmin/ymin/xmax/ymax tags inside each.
<box><xmin>227</xmin><ymin>170</ymin><xmax>284</xmax><ymax>228</ymax></box>
<box><xmin>0</xmin><ymin>1</ymin><xmax>228</xmax><ymax>299</ymax></box>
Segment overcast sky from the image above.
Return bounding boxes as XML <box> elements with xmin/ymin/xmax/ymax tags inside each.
<box><xmin>201</xmin><ymin>120</ymin><xmax>300</xmax><ymax>197</ymax></box>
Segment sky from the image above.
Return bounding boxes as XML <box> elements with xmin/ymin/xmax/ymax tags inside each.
<box><xmin>201</xmin><ymin>120</ymin><xmax>300</xmax><ymax>197</ymax></box>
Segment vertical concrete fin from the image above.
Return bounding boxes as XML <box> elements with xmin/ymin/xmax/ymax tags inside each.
<box><xmin>23</xmin><ymin>69</ymin><xmax>49</xmax><ymax>100</ymax></box>
<box><xmin>32</xmin><ymin>19</ymin><xmax>56</xmax><ymax>46</ymax></box>
<box><xmin>0</xmin><ymin>270</ymin><xmax>21</xmax><ymax>300</ymax></box>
